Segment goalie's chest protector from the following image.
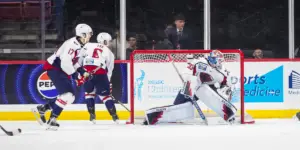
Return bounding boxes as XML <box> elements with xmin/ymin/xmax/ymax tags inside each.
<box><xmin>194</xmin><ymin>62</ymin><xmax>225</xmax><ymax>85</ymax></box>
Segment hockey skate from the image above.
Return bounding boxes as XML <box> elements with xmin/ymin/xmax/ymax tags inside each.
<box><xmin>89</xmin><ymin>113</ymin><xmax>96</xmax><ymax>124</ymax></box>
<box><xmin>142</xmin><ymin>119</ymin><xmax>149</xmax><ymax>125</ymax></box>
<box><xmin>87</xmin><ymin>106</ymin><xmax>96</xmax><ymax>124</ymax></box>
<box><xmin>31</xmin><ymin>104</ymin><xmax>49</xmax><ymax>125</ymax></box>
<box><xmin>108</xmin><ymin>107</ymin><xmax>119</xmax><ymax>124</ymax></box>
<box><xmin>46</xmin><ymin>117</ymin><xmax>60</xmax><ymax>131</ymax></box>
<box><xmin>293</xmin><ymin>112</ymin><xmax>300</xmax><ymax>121</ymax></box>
<box><xmin>227</xmin><ymin>116</ymin><xmax>236</xmax><ymax>124</ymax></box>
<box><xmin>112</xmin><ymin>114</ymin><xmax>119</xmax><ymax>124</ymax></box>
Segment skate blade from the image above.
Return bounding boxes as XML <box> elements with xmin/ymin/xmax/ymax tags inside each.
<box><xmin>292</xmin><ymin>115</ymin><xmax>299</xmax><ymax>121</ymax></box>
<box><xmin>90</xmin><ymin>119</ymin><xmax>96</xmax><ymax>124</ymax></box>
<box><xmin>114</xmin><ymin>120</ymin><xmax>120</xmax><ymax>124</ymax></box>
<box><xmin>45</xmin><ymin>125</ymin><xmax>58</xmax><ymax>131</ymax></box>
<box><xmin>31</xmin><ymin>108</ymin><xmax>45</xmax><ymax>126</ymax></box>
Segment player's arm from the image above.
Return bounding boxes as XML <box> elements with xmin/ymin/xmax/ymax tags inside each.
<box><xmin>73</xmin><ymin>48</ymin><xmax>89</xmax><ymax>78</ymax></box>
<box><xmin>59</xmin><ymin>44</ymin><xmax>76</xmax><ymax>75</ymax></box>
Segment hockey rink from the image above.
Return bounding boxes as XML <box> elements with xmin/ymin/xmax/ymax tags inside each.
<box><xmin>0</xmin><ymin>119</ymin><xmax>299</xmax><ymax>150</ymax></box>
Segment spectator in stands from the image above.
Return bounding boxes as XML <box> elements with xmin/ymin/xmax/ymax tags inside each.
<box><xmin>253</xmin><ymin>49</ymin><xmax>264</xmax><ymax>59</ymax></box>
<box><xmin>166</xmin><ymin>14</ymin><xmax>194</xmax><ymax>49</ymax></box>
<box><xmin>155</xmin><ymin>27</ymin><xmax>173</xmax><ymax>49</ymax></box>
<box><xmin>136</xmin><ymin>34</ymin><xmax>148</xmax><ymax>50</ymax></box>
<box><xmin>126</xmin><ymin>34</ymin><xmax>137</xmax><ymax>60</ymax></box>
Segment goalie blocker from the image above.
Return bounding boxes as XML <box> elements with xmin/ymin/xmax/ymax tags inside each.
<box><xmin>144</xmin><ymin>84</ymin><xmax>236</xmax><ymax>125</ymax></box>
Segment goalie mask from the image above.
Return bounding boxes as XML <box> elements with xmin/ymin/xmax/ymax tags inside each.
<box><xmin>207</xmin><ymin>50</ymin><xmax>225</xmax><ymax>69</ymax></box>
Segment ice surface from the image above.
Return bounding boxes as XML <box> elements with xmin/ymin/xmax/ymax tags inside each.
<box><xmin>0</xmin><ymin>119</ymin><xmax>299</xmax><ymax>150</ymax></box>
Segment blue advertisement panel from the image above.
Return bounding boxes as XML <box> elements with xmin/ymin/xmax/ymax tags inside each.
<box><xmin>244</xmin><ymin>65</ymin><xmax>284</xmax><ymax>103</ymax></box>
<box><xmin>0</xmin><ymin>63</ymin><xmax>128</xmax><ymax>104</ymax></box>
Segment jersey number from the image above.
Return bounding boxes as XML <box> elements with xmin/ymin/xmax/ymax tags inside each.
<box><xmin>92</xmin><ymin>48</ymin><xmax>103</xmax><ymax>58</ymax></box>
<box><xmin>68</xmin><ymin>49</ymin><xmax>75</xmax><ymax>55</ymax></box>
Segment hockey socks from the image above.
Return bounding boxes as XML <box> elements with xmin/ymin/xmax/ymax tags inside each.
<box><xmin>101</xmin><ymin>96</ymin><xmax>119</xmax><ymax>121</ymax></box>
<box><xmin>86</xmin><ymin>97</ymin><xmax>96</xmax><ymax>123</ymax></box>
<box><xmin>104</xmin><ymin>99</ymin><xmax>117</xmax><ymax>115</ymax></box>
<box><xmin>86</xmin><ymin>98</ymin><xmax>95</xmax><ymax>115</ymax></box>
<box><xmin>49</xmin><ymin>102</ymin><xmax>63</xmax><ymax>117</ymax></box>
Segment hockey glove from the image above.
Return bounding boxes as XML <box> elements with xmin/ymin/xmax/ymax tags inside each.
<box><xmin>75</xmin><ymin>76</ymin><xmax>86</xmax><ymax>86</ymax></box>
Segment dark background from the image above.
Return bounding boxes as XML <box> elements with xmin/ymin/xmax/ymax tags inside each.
<box><xmin>64</xmin><ymin>0</ymin><xmax>293</xmax><ymax>57</ymax></box>
<box><xmin>0</xmin><ymin>0</ymin><xmax>300</xmax><ymax>59</ymax></box>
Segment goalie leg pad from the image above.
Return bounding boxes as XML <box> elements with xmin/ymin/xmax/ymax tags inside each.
<box><xmin>194</xmin><ymin>84</ymin><xmax>236</xmax><ymax>121</ymax></box>
<box><xmin>173</xmin><ymin>90</ymin><xmax>193</xmax><ymax>105</ymax></box>
<box><xmin>145</xmin><ymin>102</ymin><xmax>194</xmax><ymax>125</ymax></box>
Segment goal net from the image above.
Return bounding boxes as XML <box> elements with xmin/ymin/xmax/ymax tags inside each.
<box><xmin>128</xmin><ymin>50</ymin><xmax>254</xmax><ymax>125</ymax></box>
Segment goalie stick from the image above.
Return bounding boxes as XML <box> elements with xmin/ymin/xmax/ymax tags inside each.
<box><xmin>0</xmin><ymin>125</ymin><xmax>21</xmax><ymax>136</ymax></box>
<box><xmin>171</xmin><ymin>60</ymin><xmax>208</xmax><ymax>125</ymax></box>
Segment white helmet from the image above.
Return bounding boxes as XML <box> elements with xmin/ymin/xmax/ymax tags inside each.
<box><xmin>97</xmin><ymin>32</ymin><xmax>112</xmax><ymax>46</ymax></box>
<box><xmin>75</xmin><ymin>23</ymin><xmax>93</xmax><ymax>43</ymax></box>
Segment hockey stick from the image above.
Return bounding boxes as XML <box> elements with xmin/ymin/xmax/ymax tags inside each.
<box><xmin>171</xmin><ymin>60</ymin><xmax>208</xmax><ymax>125</ymax></box>
<box><xmin>0</xmin><ymin>125</ymin><xmax>21</xmax><ymax>136</ymax></box>
<box><xmin>111</xmin><ymin>95</ymin><xmax>131</xmax><ymax>112</ymax></box>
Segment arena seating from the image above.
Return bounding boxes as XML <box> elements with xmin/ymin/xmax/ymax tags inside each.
<box><xmin>0</xmin><ymin>0</ymin><xmax>51</xmax><ymax>20</ymax></box>
<box><xmin>0</xmin><ymin>0</ymin><xmax>57</xmax><ymax>49</ymax></box>
<box><xmin>23</xmin><ymin>0</ymin><xmax>51</xmax><ymax>19</ymax></box>
<box><xmin>0</xmin><ymin>1</ymin><xmax>22</xmax><ymax>20</ymax></box>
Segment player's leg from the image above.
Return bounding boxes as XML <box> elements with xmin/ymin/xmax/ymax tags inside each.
<box><xmin>173</xmin><ymin>80</ymin><xmax>193</xmax><ymax>105</ymax></box>
<box><xmin>144</xmin><ymin>87</ymin><xmax>196</xmax><ymax>125</ymax></box>
<box><xmin>44</xmin><ymin>70</ymin><xmax>75</xmax><ymax>129</ymax></box>
<box><xmin>84</xmin><ymin>79</ymin><xmax>96</xmax><ymax>123</ymax></box>
<box><xmin>95</xmin><ymin>74</ymin><xmax>119</xmax><ymax>123</ymax></box>
<box><xmin>173</xmin><ymin>90</ymin><xmax>193</xmax><ymax>105</ymax></box>
<box><xmin>194</xmin><ymin>84</ymin><xmax>236</xmax><ymax>123</ymax></box>
<box><xmin>31</xmin><ymin>70</ymin><xmax>57</xmax><ymax>124</ymax></box>
<box><xmin>144</xmin><ymin>101</ymin><xmax>194</xmax><ymax>125</ymax></box>
<box><xmin>32</xmin><ymin>102</ymin><xmax>51</xmax><ymax>124</ymax></box>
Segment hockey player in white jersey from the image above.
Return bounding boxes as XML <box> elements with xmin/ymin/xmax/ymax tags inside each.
<box><xmin>143</xmin><ymin>50</ymin><xmax>236</xmax><ymax>125</ymax></box>
<box><xmin>32</xmin><ymin>24</ymin><xmax>93</xmax><ymax>130</ymax></box>
<box><xmin>82</xmin><ymin>32</ymin><xmax>119</xmax><ymax>123</ymax></box>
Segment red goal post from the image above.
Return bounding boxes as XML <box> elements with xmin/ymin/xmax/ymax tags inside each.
<box><xmin>129</xmin><ymin>49</ymin><xmax>254</xmax><ymax>124</ymax></box>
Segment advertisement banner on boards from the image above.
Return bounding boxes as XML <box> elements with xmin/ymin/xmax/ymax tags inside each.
<box><xmin>243</xmin><ymin>62</ymin><xmax>283</xmax><ymax>103</ymax></box>
<box><xmin>132</xmin><ymin>61</ymin><xmax>292</xmax><ymax>110</ymax></box>
<box><xmin>0</xmin><ymin>64</ymin><xmax>128</xmax><ymax>104</ymax></box>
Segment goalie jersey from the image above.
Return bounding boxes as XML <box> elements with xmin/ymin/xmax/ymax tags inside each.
<box><xmin>190</xmin><ymin>57</ymin><xmax>229</xmax><ymax>88</ymax></box>
<box><xmin>82</xmin><ymin>43</ymin><xmax>115</xmax><ymax>81</ymax></box>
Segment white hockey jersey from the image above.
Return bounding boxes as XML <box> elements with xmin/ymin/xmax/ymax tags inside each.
<box><xmin>191</xmin><ymin>57</ymin><xmax>229</xmax><ymax>87</ymax></box>
<box><xmin>82</xmin><ymin>43</ymin><xmax>115</xmax><ymax>81</ymax></box>
<box><xmin>45</xmin><ymin>37</ymin><xmax>85</xmax><ymax>75</ymax></box>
